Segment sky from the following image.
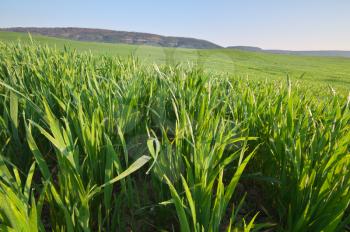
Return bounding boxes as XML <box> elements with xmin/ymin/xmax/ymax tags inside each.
<box><xmin>1</xmin><ymin>0</ymin><xmax>350</xmax><ymax>50</ymax></box>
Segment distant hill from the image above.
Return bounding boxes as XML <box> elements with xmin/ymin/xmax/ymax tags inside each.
<box><xmin>227</xmin><ymin>46</ymin><xmax>263</xmax><ymax>52</ymax></box>
<box><xmin>2</xmin><ymin>27</ymin><xmax>350</xmax><ymax>57</ymax></box>
<box><xmin>0</xmin><ymin>27</ymin><xmax>222</xmax><ymax>49</ymax></box>
<box><xmin>228</xmin><ymin>46</ymin><xmax>350</xmax><ymax>58</ymax></box>
<box><xmin>1</xmin><ymin>30</ymin><xmax>350</xmax><ymax>92</ymax></box>
<box><xmin>265</xmin><ymin>50</ymin><xmax>350</xmax><ymax>58</ymax></box>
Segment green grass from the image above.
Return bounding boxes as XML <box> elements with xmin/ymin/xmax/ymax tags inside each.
<box><xmin>0</xmin><ymin>41</ymin><xmax>349</xmax><ymax>231</ymax></box>
<box><xmin>1</xmin><ymin>31</ymin><xmax>350</xmax><ymax>93</ymax></box>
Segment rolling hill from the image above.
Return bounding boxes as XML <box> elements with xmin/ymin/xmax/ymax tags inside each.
<box><xmin>1</xmin><ymin>31</ymin><xmax>350</xmax><ymax>93</ymax></box>
<box><xmin>0</xmin><ymin>27</ymin><xmax>222</xmax><ymax>49</ymax></box>
<box><xmin>3</xmin><ymin>27</ymin><xmax>350</xmax><ymax>58</ymax></box>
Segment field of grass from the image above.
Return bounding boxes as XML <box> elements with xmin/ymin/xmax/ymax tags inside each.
<box><xmin>1</xmin><ymin>31</ymin><xmax>350</xmax><ymax>93</ymax></box>
<box><xmin>0</xmin><ymin>40</ymin><xmax>349</xmax><ymax>231</ymax></box>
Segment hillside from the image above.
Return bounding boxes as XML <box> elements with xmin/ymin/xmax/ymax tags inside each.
<box><xmin>0</xmin><ymin>27</ymin><xmax>222</xmax><ymax>49</ymax></box>
<box><xmin>1</xmin><ymin>31</ymin><xmax>350</xmax><ymax>93</ymax></box>
<box><xmin>3</xmin><ymin>27</ymin><xmax>350</xmax><ymax>57</ymax></box>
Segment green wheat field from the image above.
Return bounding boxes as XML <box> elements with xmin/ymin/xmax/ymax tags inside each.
<box><xmin>0</xmin><ymin>32</ymin><xmax>349</xmax><ymax>231</ymax></box>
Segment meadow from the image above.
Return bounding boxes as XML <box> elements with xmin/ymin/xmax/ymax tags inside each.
<box><xmin>0</xmin><ymin>36</ymin><xmax>349</xmax><ymax>231</ymax></box>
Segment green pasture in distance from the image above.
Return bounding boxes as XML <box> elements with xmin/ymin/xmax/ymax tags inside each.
<box><xmin>1</xmin><ymin>31</ymin><xmax>350</xmax><ymax>93</ymax></box>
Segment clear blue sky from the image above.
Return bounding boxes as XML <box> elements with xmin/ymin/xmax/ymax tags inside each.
<box><xmin>1</xmin><ymin>0</ymin><xmax>350</xmax><ymax>50</ymax></box>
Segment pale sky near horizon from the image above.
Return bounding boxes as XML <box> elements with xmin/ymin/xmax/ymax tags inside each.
<box><xmin>1</xmin><ymin>0</ymin><xmax>350</xmax><ymax>50</ymax></box>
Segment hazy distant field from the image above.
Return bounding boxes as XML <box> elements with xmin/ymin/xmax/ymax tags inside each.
<box><xmin>1</xmin><ymin>31</ymin><xmax>350</xmax><ymax>92</ymax></box>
